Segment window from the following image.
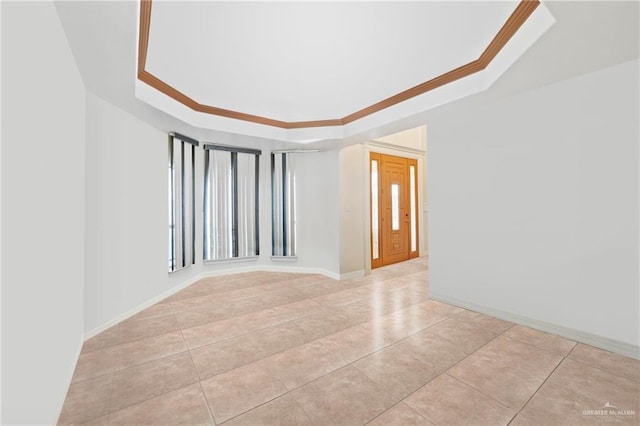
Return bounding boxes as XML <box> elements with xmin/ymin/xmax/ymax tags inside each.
<box><xmin>371</xmin><ymin>159</ymin><xmax>380</xmax><ymax>260</ymax></box>
<box><xmin>410</xmin><ymin>164</ymin><xmax>417</xmax><ymax>252</ymax></box>
<box><xmin>271</xmin><ymin>152</ymin><xmax>296</xmax><ymax>257</ymax></box>
<box><xmin>203</xmin><ymin>144</ymin><xmax>260</xmax><ymax>261</ymax></box>
<box><xmin>391</xmin><ymin>183</ymin><xmax>400</xmax><ymax>231</ymax></box>
<box><xmin>168</xmin><ymin>132</ymin><xmax>198</xmax><ymax>272</ymax></box>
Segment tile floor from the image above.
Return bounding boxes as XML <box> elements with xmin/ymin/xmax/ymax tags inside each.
<box><xmin>59</xmin><ymin>258</ymin><xmax>640</xmax><ymax>425</ymax></box>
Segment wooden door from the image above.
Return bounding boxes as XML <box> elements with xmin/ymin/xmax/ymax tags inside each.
<box><xmin>381</xmin><ymin>155</ymin><xmax>410</xmax><ymax>265</ymax></box>
<box><xmin>371</xmin><ymin>153</ymin><xmax>419</xmax><ymax>268</ymax></box>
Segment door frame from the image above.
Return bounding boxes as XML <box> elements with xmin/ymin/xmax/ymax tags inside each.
<box><xmin>369</xmin><ymin>150</ymin><xmax>422</xmax><ymax>269</ymax></box>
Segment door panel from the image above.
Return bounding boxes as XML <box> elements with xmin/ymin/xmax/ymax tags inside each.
<box><xmin>381</xmin><ymin>156</ymin><xmax>409</xmax><ymax>265</ymax></box>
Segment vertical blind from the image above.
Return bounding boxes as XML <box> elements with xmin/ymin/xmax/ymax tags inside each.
<box><xmin>271</xmin><ymin>152</ymin><xmax>296</xmax><ymax>256</ymax></box>
<box><xmin>168</xmin><ymin>133</ymin><xmax>198</xmax><ymax>272</ymax></box>
<box><xmin>203</xmin><ymin>144</ymin><xmax>260</xmax><ymax>261</ymax></box>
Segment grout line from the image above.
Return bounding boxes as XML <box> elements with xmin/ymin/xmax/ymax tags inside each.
<box><xmin>394</xmin><ymin>332</ymin><xmax>508</xmax><ymax>420</ymax></box>
<box><xmin>104</xmin><ymin>372</ymin><xmax>115</xmax><ymax>425</ymax></box>
<box><xmin>237</xmin><ymin>302</ymin><xmax>454</xmax><ymax>400</ymax></box>
<box><xmin>65</xmin><ymin>263</ymin><xmax>430</xmax><ymax>423</ymax></box>
<box><xmin>506</xmin><ymin>356</ymin><xmax>567</xmax><ymax>425</ymax></box>
<box><xmin>70</xmin><ymin>280</ymin><xmax>431</xmax><ymax>387</ymax></box>
<box><xmin>561</xmin><ymin>356</ymin><xmax>640</xmax><ymax>384</ymax></box>
<box><xmin>364</xmin><ymin>400</ymin><xmax>429</xmax><ymax>425</ymax></box>
<box><xmin>177</xmin><ymin>280</ymin><xmax>431</xmax><ymax>354</ymax></box>
<box><xmin>177</xmin><ymin>312</ymin><xmax>218</xmax><ymax>425</ymax></box>
<box><xmin>496</xmin><ymin>332</ymin><xmax>577</xmax><ymax>358</ymax></box>
<box><xmin>103</xmin><ymin>312</ymin><xmax>205</xmax><ymax>422</ymax></box>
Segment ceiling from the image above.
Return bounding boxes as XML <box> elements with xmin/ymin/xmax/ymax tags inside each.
<box><xmin>144</xmin><ymin>1</ymin><xmax>519</xmax><ymax>122</ymax></box>
<box><xmin>55</xmin><ymin>1</ymin><xmax>639</xmax><ymax>148</ymax></box>
<box><xmin>136</xmin><ymin>0</ymin><xmax>554</xmax><ymax>141</ymax></box>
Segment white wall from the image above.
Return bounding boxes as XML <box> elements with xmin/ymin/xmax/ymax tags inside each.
<box><xmin>428</xmin><ymin>59</ymin><xmax>639</xmax><ymax>356</ymax></box>
<box><xmin>1</xmin><ymin>2</ymin><xmax>86</xmax><ymax>423</ymax></box>
<box><xmin>339</xmin><ymin>144</ymin><xmax>366</xmax><ymax>276</ymax></box>
<box><xmin>294</xmin><ymin>150</ymin><xmax>341</xmax><ymax>274</ymax></box>
<box><xmin>84</xmin><ymin>93</ymin><xmax>345</xmax><ymax>333</ymax></box>
<box><xmin>373</xmin><ymin>126</ymin><xmax>427</xmax><ymax>151</ymax></box>
<box><xmin>84</xmin><ymin>92</ymin><xmax>196</xmax><ymax>333</ymax></box>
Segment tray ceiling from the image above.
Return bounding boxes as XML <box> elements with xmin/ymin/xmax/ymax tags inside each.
<box><xmin>136</xmin><ymin>0</ymin><xmax>555</xmax><ymax>142</ymax></box>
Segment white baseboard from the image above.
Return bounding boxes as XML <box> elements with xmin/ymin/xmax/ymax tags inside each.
<box><xmin>54</xmin><ymin>338</ymin><xmax>84</xmax><ymax>424</ymax></box>
<box><xmin>430</xmin><ymin>292</ymin><xmax>640</xmax><ymax>360</ymax></box>
<box><xmin>339</xmin><ymin>270</ymin><xmax>366</xmax><ymax>280</ymax></box>
<box><xmin>84</xmin><ymin>272</ymin><xmax>205</xmax><ymax>340</ymax></box>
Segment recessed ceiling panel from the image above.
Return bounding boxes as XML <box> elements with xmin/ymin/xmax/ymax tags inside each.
<box><xmin>137</xmin><ymin>0</ymin><xmax>554</xmax><ymax>141</ymax></box>
<box><xmin>145</xmin><ymin>1</ymin><xmax>518</xmax><ymax>122</ymax></box>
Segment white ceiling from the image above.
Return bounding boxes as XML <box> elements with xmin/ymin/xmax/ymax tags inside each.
<box><xmin>146</xmin><ymin>1</ymin><xmax>518</xmax><ymax>122</ymax></box>
<box><xmin>54</xmin><ymin>1</ymin><xmax>639</xmax><ymax>148</ymax></box>
<box><xmin>137</xmin><ymin>0</ymin><xmax>557</xmax><ymax>141</ymax></box>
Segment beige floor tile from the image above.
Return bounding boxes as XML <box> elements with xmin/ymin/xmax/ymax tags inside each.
<box><xmin>71</xmin><ymin>346</ymin><xmax>118</xmax><ymax>383</ymax></box>
<box><xmin>401</xmin><ymin>318</ymin><xmax>497</xmax><ymax>370</ymax></box>
<box><xmin>318</xmin><ymin>324</ymin><xmax>391</xmax><ymax>363</ymax></box>
<box><xmin>479</xmin><ymin>334</ymin><xmax>564</xmax><ymax>374</ymax></box>
<box><xmin>223</xmin><ymin>394</ymin><xmax>313</xmax><ymax>426</ymax></box>
<box><xmin>513</xmin><ymin>381</ymin><xmax>606</xmax><ymax>426</ymax></box>
<box><xmin>110</xmin><ymin>352</ymin><xmax>199</xmax><ymax>411</ymax></box>
<box><xmin>454</xmin><ymin>310</ymin><xmax>513</xmax><ymax>333</ymax></box>
<box><xmin>259</xmin><ymin>289</ymin><xmax>306</xmax><ymax>306</ymax></box>
<box><xmin>126</xmin><ymin>302</ymin><xmax>174</xmax><ymax>322</ymax></box>
<box><xmin>274</xmin><ymin>298</ymin><xmax>324</xmax><ymax>318</ymax></box>
<box><xmin>328</xmin><ymin>300</ymin><xmax>377</xmax><ymax>326</ymax></box>
<box><xmin>58</xmin><ymin>374</ymin><xmax>112</xmax><ymax>425</ymax></box>
<box><xmin>568</xmin><ymin>343</ymin><xmax>640</xmax><ymax>382</ymax></box>
<box><xmin>383</xmin><ymin>289</ymin><xmax>429</xmax><ymax>310</ymax></box>
<box><xmin>448</xmin><ymin>336</ymin><xmax>562</xmax><ymax>410</ymax></box>
<box><xmin>311</xmin><ymin>288</ymin><xmax>364</xmax><ymax>306</ymax></box>
<box><xmin>112</xmin><ymin>330</ymin><xmax>187</xmax><ymax>371</ymax></box>
<box><xmin>81</xmin><ymin>326</ymin><xmax>119</xmax><ymax>354</ymax></box>
<box><xmin>117</xmin><ymin>313</ymin><xmax>180</xmax><ymax>344</ymax></box>
<box><xmin>181</xmin><ymin>317</ymin><xmax>246</xmax><ymax>349</ymax></box>
<box><xmin>293</xmin><ymin>309</ymin><xmax>352</xmax><ymax>341</ymax></box>
<box><xmin>367</xmin><ymin>403</ymin><xmax>433</xmax><ymax>426</ymax></box>
<box><xmin>171</xmin><ymin>291</ymin><xmax>229</xmax><ymax>312</ymax></box>
<box><xmin>78</xmin><ymin>414</ymin><xmax>109</xmax><ymax>426</ymax></box>
<box><xmin>502</xmin><ymin>325</ymin><xmax>576</xmax><ymax>356</ymax></box>
<box><xmin>190</xmin><ymin>334</ymin><xmax>265</xmax><ymax>379</ymax></box>
<box><xmin>61</xmin><ymin>260</ymin><xmax>637</xmax><ymax>426</ymax></box>
<box><xmin>353</xmin><ymin>343</ymin><xmax>439</xmax><ymax>399</ymax></box>
<box><xmin>418</xmin><ymin>300</ymin><xmax>466</xmax><ymax>316</ymax></box>
<box><xmin>237</xmin><ymin>307</ymin><xmax>289</xmax><ymax>332</ymax></box>
<box><xmin>405</xmin><ymin>374</ymin><xmax>516</xmax><ymax>426</ymax></box>
<box><xmin>376</xmin><ymin>309</ymin><xmax>449</xmax><ymax>342</ymax></box>
<box><xmin>251</xmin><ymin>321</ymin><xmax>309</xmax><ymax>356</ymax></box>
<box><xmin>109</xmin><ymin>383</ymin><xmax>214</xmax><ymax>425</ymax></box>
<box><xmin>291</xmin><ymin>365</ymin><xmax>397</xmax><ymax>425</ymax></box>
<box><xmin>200</xmin><ymin>362</ymin><xmax>287</xmax><ymax>423</ymax></box>
<box><xmin>262</xmin><ymin>340</ymin><xmax>347</xmax><ymax>390</ymax></box>
<box><xmin>290</xmin><ymin>283</ymin><xmax>330</xmax><ymax>299</ymax></box>
<box><xmin>547</xmin><ymin>358</ymin><xmax>640</xmax><ymax>413</ymax></box>
<box><xmin>174</xmin><ymin>306</ymin><xmax>231</xmax><ymax>329</ymax></box>
<box><xmin>225</xmin><ymin>296</ymin><xmax>271</xmax><ymax>317</ymax></box>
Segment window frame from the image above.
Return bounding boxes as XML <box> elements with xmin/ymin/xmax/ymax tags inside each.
<box><xmin>271</xmin><ymin>152</ymin><xmax>297</xmax><ymax>257</ymax></box>
<box><xmin>168</xmin><ymin>132</ymin><xmax>199</xmax><ymax>273</ymax></box>
<box><xmin>203</xmin><ymin>143</ymin><xmax>261</xmax><ymax>262</ymax></box>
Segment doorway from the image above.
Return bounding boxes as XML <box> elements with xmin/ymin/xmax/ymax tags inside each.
<box><xmin>370</xmin><ymin>153</ymin><xmax>419</xmax><ymax>268</ymax></box>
